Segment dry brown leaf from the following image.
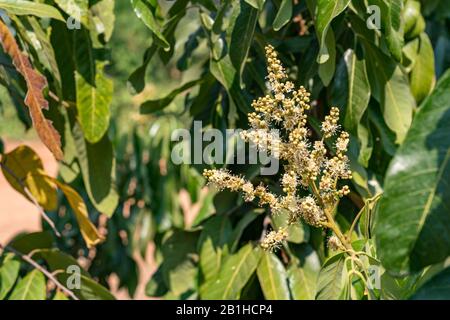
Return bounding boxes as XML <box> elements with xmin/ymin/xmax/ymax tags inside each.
<box><xmin>0</xmin><ymin>18</ymin><xmax>63</xmax><ymax>160</ymax></box>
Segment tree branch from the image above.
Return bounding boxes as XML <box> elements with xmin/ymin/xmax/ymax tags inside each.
<box><xmin>0</xmin><ymin>243</ymin><xmax>79</xmax><ymax>300</ymax></box>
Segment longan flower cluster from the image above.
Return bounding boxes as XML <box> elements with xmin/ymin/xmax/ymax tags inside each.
<box><xmin>203</xmin><ymin>45</ymin><xmax>353</xmax><ymax>252</ymax></box>
<box><xmin>328</xmin><ymin>235</ymin><xmax>344</xmax><ymax>251</ymax></box>
<box><xmin>261</xmin><ymin>227</ymin><xmax>288</xmax><ymax>251</ymax></box>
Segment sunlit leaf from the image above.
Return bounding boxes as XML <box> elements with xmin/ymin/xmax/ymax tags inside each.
<box><xmin>363</xmin><ymin>40</ymin><xmax>415</xmax><ymax>144</ymax></box>
<box><xmin>0</xmin><ymin>253</ymin><xmax>20</xmax><ymax>299</ymax></box>
<box><xmin>288</xmin><ymin>245</ymin><xmax>320</xmax><ymax>300</ymax></box>
<box><xmin>375</xmin><ymin>70</ymin><xmax>450</xmax><ymax>275</ymax></box>
<box><xmin>410</xmin><ymin>33</ymin><xmax>435</xmax><ymax>104</ymax></box>
<box><xmin>74</xmin><ymin>29</ymin><xmax>113</xmax><ymax>143</ymax></box>
<box><xmin>130</xmin><ymin>0</ymin><xmax>169</xmax><ymax>50</ymax></box>
<box><xmin>315</xmin><ymin>0</ymin><xmax>350</xmax><ymax>64</ymax></box>
<box><xmin>257</xmin><ymin>252</ymin><xmax>290</xmax><ymax>300</ymax></box>
<box><xmin>202</xmin><ymin>243</ymin><xmax>262</xmax><ymax>299</ymax></box>
<box><xmin>273</xmin><ymin>0</ymin><xmax>292</xmax><ymax>31</ymax></box>
<box><xmin>9</xmin><ymin>269</ymin><xmax>46</xmax><ymax>300</ymax></box>
<box><xmin>316</xmin><ymin>252</ymin><xmax>346</xmax><ymax>299</ymax></box>
<box><xmin>0</xmin><ymin>0</ymin><xmax>65</xmax><ymax>21</ymax></box>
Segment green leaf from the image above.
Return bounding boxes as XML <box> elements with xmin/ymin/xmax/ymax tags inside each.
<box><xmin>27</xmin><ymin>17</ymin><xmax>62</xmax><ymax>89</ymax></box>
<box><xmin>72</xmin><ymin>123</ymin><xmax>118</xmax><ymax>217</ymax></box>
<box><xmin>140</xmin><ymin>79</ymin><xmax>201</xmax><ymax>114</ymax></box>
<box><xmin>273</xmin><ymin>0</ymin><xmax>292</xmax><ymax>31</ymax></box>
<box><xmin>210</xmin><ymin>55</ymin><xmax>252</xmax><ymax>117</ymax></box>
<box><xmin>54</xmin><ymin>0</ymin><xmax>89</xmax><ymax>25</ymax></box>
<box><xmin>77</xmin><ymin>275</ymin><xmax>116</xmax><ymax>300</ymax></box>
<box><xmin>230</xmin><ymin>210</ymin><xmax>260</xmax><ymax>251</ymax></box>
<box><xmin>385</xmin><ymin>0</ymin><xmax>404</xmax><ymax>62</ymax></box>
<box><xmin>90</xmin><ymin>0</ymin><xmax>115</xmax><ymax>42</ymax></box>
<box><xmin>130</xmin><ymin>0</ymin><xmax>169</xmax><ymax>50</ymax></box>
<box><xmin>0</xmin><ymin>0</ymin><xmax>65</xmax><ymax>21</ymax></box>
<box><xmin>35</xmin><ymin>248</ymin><xmax>115</xmax><ymax>300</ymax></box>
<box><xmin>368</xmin><ymin>0</ymin><xmax>404</xmax><ymax>61</ymax></box>
<box><xmin>363</xmin><ymin>40</ymin><xmax>415</xmax><ymax>144</ymax></box>
<box><xmin>145</xmin><ymin>266</ymin><xmax>168</xmax><ymax>297</ymax></box>
<box><xmin>201</xmin><ymin>243</ymin><xmax>262</xmax><ymax>299</ymax></box>
<box><xmin>257</xmin><ymin>252</ymin><xmax>290</xmax><ymax>300</ymax></box>
<box><xmin>244</xmin><ymin>0</ymin><xmax>265</xmax><ymax>10</ymax></box>
<box><xmin>198</xmin><ymin>215</ymin><xmax>232</xmax><ymax>284</ymax></box>
<box><xmin>74</xmin><ymin>29</ymin><xmax>113</xmax><ymax>143</ymax></box>
<box><xmin>9</xmin><ymin>270</ymin><xmax>46</xmax><ymax>300</ymax></box>
<box><xmin>0</xmin><ymin>253</ymin><xmax>20</xmax><ymax>299</ymax></box>
<box><xmin>375</xmin><ymin>70</ymin><xmax>450</xmax><ymax>275</ymax></box>
<box><xmin>403</xmin><ymin>0</ymin><xmax>421</xmax><ymax>36</ymax></box>
<box><xmin>128</xmin><ymin>6</ymin><xmax>186</xmax><ymax>93</ymax></box>
<box><xmin>333</xmin><ymin>48</ymin><xmax>372</xmax><ymax>165</ymax></box>
<box><xmin>318</xmin><ymin>28</ymin><xmax>336</xmax><ymax>86</ymax></box>
<box><xmin>341</xmin><ymin>49</ymin><xmax>371</xmax><ymax>135</ymax></box>
<box><xmin>8</xmin><ymin>231</ymin><xmax>53</xmax><ymax>255</ymax></box>
<box><xmin>358</xmin><ymin>194</ymin><xmax>381</xmax><ymax>239</ymax></box>
<box><xmin>50</xmin><ymin>20</ymin><xmax>76</xmax><ymax>102</ymax></box>
<box><xmin>411</xmin><ymin>267</ymin><xmax>450</xmax><ymax>299</ymax></box>
<box><xmin>191</xmin><ymin>191</ymin><xmax>216</xmax><ymax>226</ymax></box>
<box><xmin>161</xmin><ymin>230</ymin><xmax>199</xmax><ymax>297</ymax></box>
<box><xmin>380</xmin><ymin>271</ymin><xmax>417</xmax><ymax>300</ymax></box>
<box><xmin>316</xmin><ymin>252</ymin><xmax>346</xmax><ymax>299</ymax></box>
<box><xmin>315</xmin><ymin>0</ymin><xmax>350</xmax><ymax>64</ymax></box>
<box><xmin>288</xmin><ymin>245</ymin><xmax>320</xmax><ymax>300</ymax></box>
<box><xmin>229</xmin><ymin>0</ymin><xmax>258</xmax><ymax>84</ymax></box>
<box><xmin>402</xmin><ymin>37</ymin><xmax>419</xmax><ymax>72</ymax></box>
<box><xmin>410</xmin><ymin>33</ymin><xmax>435</xmax><ymax>104</ymax></box>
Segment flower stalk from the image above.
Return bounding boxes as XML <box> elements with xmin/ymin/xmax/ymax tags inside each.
<box><xmin>204</xmin><ymin>45</ymin><xmax>354</xmax><ymax>252</ymax></box>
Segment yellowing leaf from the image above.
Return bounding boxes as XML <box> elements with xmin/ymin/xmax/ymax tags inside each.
<box><xmin>0</xmin><ymin>19</ymin><xmax>63</xmax><ymax>160</ymax></box>
<box><xmin>49</xmin><ymin>177</ymin><xmax>105</xmax><ymax>248</ymax></box>
<box><xmin>1</xmin><ymin>145</ymin><xmax>104</xmax><ymax>248</ymax></box>
<box><xmin>25</xmin><ymin>171</ymin><xmax>58</xmax><ymax>211</ymax></box>
<box><xmin>1</xmin><ymin>145</ymin><xmax>57</xmax><ymax>211</ymax></box>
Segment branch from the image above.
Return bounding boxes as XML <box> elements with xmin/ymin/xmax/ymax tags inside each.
<box><xmin>309</xmin><ymin>180</ymin><xmax>352</xmax><ymax>250</ymax></box>
<box><xmin>0</xmin><ymin>162</ymin><xmax>61</xmax><ymax>237</ymax></box>
<box><xmin>0</xmin><ymin>243</ymin><xmax>79</xmax><ymax>300</ymax></box>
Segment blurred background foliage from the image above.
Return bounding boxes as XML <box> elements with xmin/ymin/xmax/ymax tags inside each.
<box><xmin>0</xmin><ymin>0</ymin><xmax>450</xmax><ymax>300</ymax></box>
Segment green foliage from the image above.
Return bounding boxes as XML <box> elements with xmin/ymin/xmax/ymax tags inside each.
<box><xmin>316</xmin><ymin>253</ymin><xmax>346</xmax><ymax>300</ymax></box>
<box><xmin>9</xmin><ymin>269</ymin><xmax>46</xmax><ymax>300</ymax></box>
<box><xmin>257</xmin><ymin>252</ymin><xmax>290</xmax><ymax>300</ymax></box>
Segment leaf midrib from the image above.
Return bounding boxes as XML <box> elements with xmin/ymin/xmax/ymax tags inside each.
<box><xmin>416</xmin><ymin>149</ymin><xmax>450</xmax><ymax>237</ymax></box>
<box><xmin>222</xmin><ymin>246</ymin><xmax>252</xmax><ymax>299</ymax></box>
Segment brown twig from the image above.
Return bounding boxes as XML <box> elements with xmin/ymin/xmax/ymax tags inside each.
<box><xmin>47</xmin><ymin>90</ymin><xmax>75</xmax><ymax>109</ymax></box>
<box><xmin>0</xmin><ymin>243</ymin><xmax>79</xmax><ymax>300</ymax></box>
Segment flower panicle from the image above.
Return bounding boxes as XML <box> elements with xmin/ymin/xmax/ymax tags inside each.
<box><xmin>203</xmin><ymin>45</ymin><xmax>354</xmax><ymax>252</ymax></box>
<box><xmin>261</xmin><ymin>227</ymin><xmax>288</xmax><ymax>251</ymax></box>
